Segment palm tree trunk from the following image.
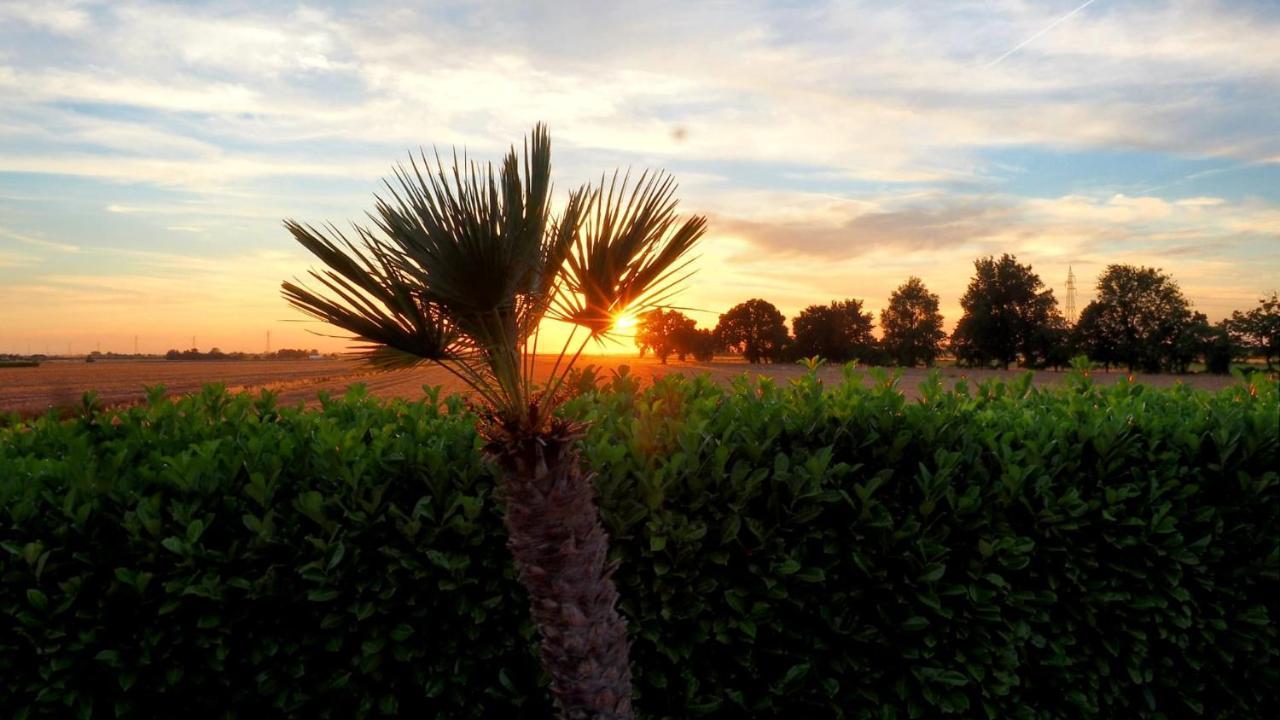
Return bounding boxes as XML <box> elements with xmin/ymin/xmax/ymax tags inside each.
<box><xmin>489</xmin><ymin>423</ymin><xmax>633</xmax><ymax>720</ymax></box>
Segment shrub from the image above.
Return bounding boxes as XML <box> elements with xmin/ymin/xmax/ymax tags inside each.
<box><xmin>2</xmin><ymin>372</ymin><xmax>1277</xmax><ymax>718</ymax></box>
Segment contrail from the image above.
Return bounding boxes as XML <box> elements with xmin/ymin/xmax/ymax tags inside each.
<box><xmin>985</xmin><ymin>0</ymin><xmax>1103</xmax><ymax>68</ymax></box>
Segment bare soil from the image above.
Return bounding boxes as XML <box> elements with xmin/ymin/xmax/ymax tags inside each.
<box><xmin>0</xmin><ymin>356</ymin><xmax>1245</xmax><ymax>417</ymax></box>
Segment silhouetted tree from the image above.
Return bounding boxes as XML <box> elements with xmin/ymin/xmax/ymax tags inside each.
<box><xmin>636</xmin><ymin>309</ymin><xmax>696</xmax><ymax>364</ymax></box>
<box><xmin>1228</xmin><ymin>291</ymin><xmax>1280</xmax><ymax>369</ymax></box>
<box><xmin>880</xmin><ymin>277</ymin><xmax>946</xmax><ymax>367</ymax></box>
<box><xmin>1026</xmin><ymin>317</ymin><xmax>1074</xmax><ymax>370</ymax></box>
<box><xmin>1072</xmin><ymin>302</ymin><xmax>1118</xmax><ymax>370</ymax></box>
<box><xmin>1203</xmin><ymin>320</ymin><xmax>1237</xmax><ymax>374</ymax></box>
<box><xmin>715</xmin><ymin>299</ymin><xmax>789</xmax><ymax>363</ymax></box>
<box><xmin>1171</xmin><ymin>311</ymin><xmax>1215</xmax><ymax>374</ymax></box>
<box><xmin>672</xmin><ymin>326</ymin><xmax>718</xmax><ymax>361</ymax></box>
<box><xmin>951</xmin><ymin>254</ymin><xmax>1063</xmax><ymax>369</ymax></box>
<box><xmin>791</xmin><ymin>299</ymin><xmax>875</xmax><ymax>363</ymax></box>
<box><xmin>164</xmin><ymin>348</ymin><xmax>232</xmax><ymax>361</ymax></box>
<box><xmin>1076</xmin><ymin>265</ymin><xmax>1199</xmax><ymax>373</ymax></box>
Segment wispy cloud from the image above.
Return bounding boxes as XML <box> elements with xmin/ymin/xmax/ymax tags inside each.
<box><xmin>0</xmin><ymin>249</ymin><xmax>38</xmax><ymax>268</ymax></box>
<box><xmin>0</xmin><ymin>1</ymin><xmax>91</xmax><ymax>35</ymax></box>
<box><xmin>0</xmin><ymin>225</ymin><xmax>80</xmax><ymax>252</ymax></box>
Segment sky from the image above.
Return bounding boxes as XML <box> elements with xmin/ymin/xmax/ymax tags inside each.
<box><xmin>1</xmin><ymin>0</ymin><xmax>1277</xmax><ymax>355</ymax></box>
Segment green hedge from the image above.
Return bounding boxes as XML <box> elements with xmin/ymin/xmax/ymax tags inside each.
<box><xmin>1</xmin><ymin>370</ymin><xmax>1277</xmax><ymax>718</ymax></box>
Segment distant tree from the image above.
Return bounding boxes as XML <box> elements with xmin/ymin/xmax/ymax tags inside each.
<box><xmin>1171</xmin><ymin>311</ymin><xmax>1216</xmax><ymax>374</ymax></box>
<box><xmin>672</xmin><ymin>326</ymin><xmax>718</xmax><ymax>361</ymax></box>
<box><xmin>1076</xmin><ymin>265</ymin><xmax>1199</xmax><ymax>373</ymax></box>
<box><xmin>1227</xmin><ymin>291</ymin><xmax>1280</xmax><ymax>369</ymax></box>
<box><xmin>1026</xmin><ymin>316</ymin><xmax>1074</xmax><ymax>370</ymax></box>
<box><xmin>1071</xmin><ymin>302</ymin><xmax>1120</xmax><ymax>371</ymax></box>
<box><xmin>1203</xmin><ymin>320</ymin><xmax>1237</xmax><ymax>375</ymax></box>
<box><xmin>791</xmin><ymin>299</ymin><xmax>876</xmax><ymax>363</ymax></box>
<box><xmin>715</xmin><ymin>299</ymin><xmax>789</xmax><ymax>363</ymax></box>
<box><xmin>951</xmin><ymin>254</ymin><xmax>1064</xmax><ymax>369</ymax></box>
<box><xmin>636</xmin><ymin>309</ymin><xmax>696</xmax><ymax>364</ymax></box>
<box><xmin>879</xmin><ymin>277</ymin><xmax>946</xmax><ymax>367</ymax></box>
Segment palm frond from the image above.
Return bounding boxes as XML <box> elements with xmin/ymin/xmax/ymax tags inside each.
<box><xmin>553</xmin><ymin>170</ymin><xmax>707</xmax><ymax>335</ymax></box>
<box><xmin>369</xmin><ymin>128</ymin><xmax>554</xmax><ymax>327</ymax></box>
<box><xmin>282</xmin><ymin>124</ymin><xmax>577</xmax><ymax>413</ymax></box>
<box><xmin>282</xmin><ymin>123</ymin><xmax>706</xmax><ymax>424</ymax></box>
<box><xmin>281</xmin><ymin>221</ymin><xmax>468</xmax><ymax>365</ymax></box>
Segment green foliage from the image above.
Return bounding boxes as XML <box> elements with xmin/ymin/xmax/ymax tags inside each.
<box><xmin>3</xmin><ymin>374</ymin><xmax>1278</xmax><ymax>718</ymax></box>
<box><xmin>1</xmin><ymin>386</ymin><xmax>535</xmax><ymax>719</ymax></box>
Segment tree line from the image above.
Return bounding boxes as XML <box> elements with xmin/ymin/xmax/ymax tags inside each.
<box><xmin>162</xmin><ymin>348</ymin><xmax>322</xmax><ymax>361</ymax></box>
<box><xmin>637</xmin><ymin>255</ymin><xmax>1280</xmax><ymax>373</ymax></box>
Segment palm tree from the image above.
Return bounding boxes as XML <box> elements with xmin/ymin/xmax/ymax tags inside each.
<box><xmin>281</xmin><ymin>124</ymin><xmax>705</xmax><ymax>719</ymax></box>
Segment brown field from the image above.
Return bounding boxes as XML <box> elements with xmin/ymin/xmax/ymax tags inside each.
<box><xmin>0</xmin><ymin>356</ymin><xmax>1247</xmax><ymax>417</ymax></box>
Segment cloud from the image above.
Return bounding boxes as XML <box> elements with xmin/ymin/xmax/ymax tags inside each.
<box><xmin>0</xmin><ymin>1</ymin><xmax>91</xmax><ymax>35</ymax></box>
<box><xmin>2</xmin><ymin>0</ymin><xmax>1277</xmax><ymax>192</ymax></box>
<box><xmin>0</xmin><ymin>68</ymin><xmax>262</xmax><ymax>115</ymax></box>
<box><xmin>0</xmin><ymin>249</ymin><xmax>37</xmax><ymax>268</ymax></box>
<box><xmin>716</xmin><ymin>200</ymin><xmax>1016</xmax><ymax>258</ymax></box>
<box><xmin>0</xmin><ymin>154</ymin><xmax>384</xmax><ymax>191</ymax></box>
<box><xmin>104</xmin><ymin>202</ymin><xmax>289</xmax><ymax>220</ymax></box>
<box><xmin>0</xmin><ymin>225</ymin><xmax>80</xmax><ymax>252</ymax></box>
<box><xmin>717</xmin><ymin>191</ymin><xmax>1279</xmax><ymax>264</ymax></box>
<box><xmin>109</xmin><ymin>4</ymin><xmax>352</xmax><ymax>76</ymax></box>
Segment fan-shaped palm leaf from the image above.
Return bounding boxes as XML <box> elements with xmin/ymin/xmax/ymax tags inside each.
<box><xmin>553</xmin><ymin>170</ymin><xmax>705</xmax><ymax>335</ymax></box>
<box><xmin>282</xmin><ymin>124</ymin><xmax>703</xmax><ymax>419</ymax></box>
<box><xmin>282</xmin><ymin>222</ymin><xmax>459</xmax><ymax>362</ymax></box>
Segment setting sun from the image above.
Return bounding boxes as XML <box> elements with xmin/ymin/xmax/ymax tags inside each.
<box><xmin>612</xmin><ymin>313</ymin><xmax>638</xmax><ymax>333</ymax></box>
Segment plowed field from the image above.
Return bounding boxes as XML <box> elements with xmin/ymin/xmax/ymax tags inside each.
<box><xmin>0</xmin><ymin>357</ymin><xmax>1243</xmax><ymax>417</ymax></box>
